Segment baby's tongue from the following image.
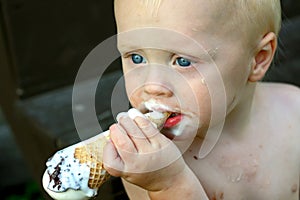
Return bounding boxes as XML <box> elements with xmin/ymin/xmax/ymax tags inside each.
<box><xmin>164</xmin><ymin>114</ymin><xmax>182</xmax><ymax>128</ymax></box>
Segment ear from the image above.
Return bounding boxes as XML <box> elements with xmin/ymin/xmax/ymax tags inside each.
<box><xmin>248</xmin><ymin>32</ymin><xmax>277</xmax><ymax>82</ymax></box>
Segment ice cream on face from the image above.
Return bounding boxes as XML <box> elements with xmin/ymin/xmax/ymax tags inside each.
<box><xmin>144</xmin><ymin>99</ymin><xmax>173</xmax><ymax>113</ymax></box>
<box><xmin>42</xmin><ymin>109</ymin><xmax>170</xmax><ymax>200</ymax></box>
<box><xmin>144</xmin><ymin>100</ymin><xmax>184</xmax><ymax>133</ymax></box>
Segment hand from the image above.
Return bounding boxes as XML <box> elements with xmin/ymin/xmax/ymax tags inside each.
<box><xmin>103</xmin><ymin>111</ymin><xmax>186</xmax><ymax>192</ymax></box>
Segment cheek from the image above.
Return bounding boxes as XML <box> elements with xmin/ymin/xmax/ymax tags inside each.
<box><xmin>194</xmin><ymin>62</ymin><xmax>232</xmax><ymax>125</ymax></box>
<box><xmin>124</xmin><ymin>76</ymin><xmax>144</xmax><ymax>107</ymax></box>
<box><xmin>228</xmin><ymin>66</ymin><xmax>251</xmax><ymax>96</ymax></box>
<box><xmin>195</xmin><ymin>84</ymin><xmax>212</xmax><ymax>125</ymax></box>
<box><xmin>122</xmin><ymin>65</ymin><xmax>147</xmax><ymax>107</ymax></box>
<box><xmin>215</xmin><ymin>54</ymin><xmax>252</xmax><ymax>102</ymax></box>
<box><xmin>182</xmin><ymin>75</ymin><xmax>212</xmax><ymax>124</ymax></box>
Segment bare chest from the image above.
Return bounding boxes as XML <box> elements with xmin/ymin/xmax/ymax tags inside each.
<box><xmin>184</xmin><ymin>138</ymin><xmax>299</xmax><ymax>200</ymax></box>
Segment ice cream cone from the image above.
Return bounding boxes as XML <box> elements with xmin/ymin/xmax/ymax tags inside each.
<box><xmin>73</xmin><ymin>111</ymin><xmax>170</xmax><ymax>190</ymax></box>
<box><xmin>74</xmin><ymin>135</ymin><xmax>110</xmax><ymax>189</ymax></box>
<box><xmin>43</xmin><ymin>110</ymin><xmax>171</xmax><ymax>200</ymax></box>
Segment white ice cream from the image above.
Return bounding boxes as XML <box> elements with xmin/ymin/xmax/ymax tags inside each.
<box><xmin>42</xmin><ymin>171</ymin><xmax>91</xmax><ymax>200</ymax></box>
<box><xmin>144</xmin><ymin>99</ymin><xmax>172</xmax><ymax>113</ymax></box>
<box><xmin>42</xmin><ymin>130</ymin><xmax>110</xmax><ymax>200</ymax></box>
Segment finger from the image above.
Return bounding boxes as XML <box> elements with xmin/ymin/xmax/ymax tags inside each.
<box><xmin>118</xmin><ymin>115</ymin><xmax>147</xmax><ymax>140</ymax></box>
<box><xmin>134</xmin><ymin>116</ymin><xmax>160</xmax><ymax>139</ymax></box>
<box><xmin>134</xmin><ymin>116</ymin><xmax>171</xmax><ymax>149</ymax></box>
<box><xmin>103</xmin><ymin>140</ymin><xmax>124</xmax><ymax>177</ymax></box>
<box><xmin>128</xmin><ymin>108</ymin><xmax>147</xmax><ymax>120</ymax></box>
<box><xmin>116</xmin><ymin>112</ymin><xmax>127</xmax><ymax>122</ymax></box>
<box><xmin>118</xmin><ymin>109</ymin><xmax>148</xmax><ymax>141</ymax></box>
<box><xmin>119</xmin><ymin>115</ymin><xmax>154</xmax><ymax>152</ymax></box>
<box><xmin>109</xmin><ymin>124</ymin><xmax>137</xmax><ymax>153</ymax></box>
<box><xmin>128</xmin><ymin>108</ymin><xmax>157</xmax><ymax>128</ymax></box>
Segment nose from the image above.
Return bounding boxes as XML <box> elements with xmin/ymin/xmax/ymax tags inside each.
<box><xmin>144</xmin><ymin>82</ymin><xmax>173</xmax><ymax>97</ymax></box>
<box><xmin>143</xmin><ymin>66</ymin><xmax>173</xmax><ymax>97</ymax></box>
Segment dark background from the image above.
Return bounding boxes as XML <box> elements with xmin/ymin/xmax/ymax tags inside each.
<box><xmin>0</xmin><ymin>0</ymin><xmax>299</xmax><ymax>199</ymax></box>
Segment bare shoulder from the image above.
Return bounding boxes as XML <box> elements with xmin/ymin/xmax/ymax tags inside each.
<box><xmin>257</xmin><ymin>82</ymin><xmax>300</xmax><ymax>166</ymax></box>
<box><xmin>256</xmin><ymin>82</ymin><xmax>300</xmax><ymax>134</ymax></box>
<box><xmin>257</xmin><ymin>82</ymin><xmax>300</xmax><ymax>114</ymax></box>
<box><xmin>121</xmin><ymin>178</ymin><xmax>150</xmax><ymax>200</ymax></box>
<box><xmin>258</xmin><ymin>81</ymin><xmax>300</xmax><ymax>95</ymax></box>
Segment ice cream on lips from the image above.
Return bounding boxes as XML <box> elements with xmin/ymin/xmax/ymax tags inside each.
<box><xmin>144</xmin><ymin>99</ymin><xmax>183</xmax><ymax>132</ymax></box>
<box><xmin>42</xmin><ymin>108</ymin><xmax>171</xmax><ymax>200</ymax></box>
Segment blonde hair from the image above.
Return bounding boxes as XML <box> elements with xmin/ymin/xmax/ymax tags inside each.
<box><xmin>138</xmin><ymin>0</ymin><xmax>163</xmax><ymax>17</ymax></box>
<box><xmin>223</xmin><ymin>0</ymin><xmax>281</xmax><ymax>35</ymax></box>
<box><xmin>138</xmin><ymin>0</ymin><xmax>281</xmax><ymax>35</ymax></box>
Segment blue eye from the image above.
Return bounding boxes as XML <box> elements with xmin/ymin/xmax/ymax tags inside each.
<box><xmin>175</xmin><ymin>57</ymin><xmax>191</xmax><ymax>67</ymax></box>
<box><xmin>131</xmin><ymin>54</ymin><xmax>146</xmax><ymax>64</ymax></box>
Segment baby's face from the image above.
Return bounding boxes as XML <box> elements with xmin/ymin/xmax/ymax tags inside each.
<box><xmin>114</xmin><ymin>0</ymin><xmax>254</xmax><ymax>139</ymax></box>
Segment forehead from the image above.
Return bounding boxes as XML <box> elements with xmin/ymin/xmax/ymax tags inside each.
<box><xmin>114</xmin><ymin>0</ymin><xmax>233</xmax><ymax>55</ymax></box>
<box><xmin>114</xmin><ymin>0</ymin><xmax>225</xmax><ymax>35</ymax></box>
<box><xmin>117</xmin><ymin>28</ymin><xmax>213</xmax><ymax>60</ymax></box>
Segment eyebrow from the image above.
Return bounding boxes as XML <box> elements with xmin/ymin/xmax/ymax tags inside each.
<box><xmin>118</xmin><ymin>43</ymin><xmax>219</xmax><ymax>61</ymax></box>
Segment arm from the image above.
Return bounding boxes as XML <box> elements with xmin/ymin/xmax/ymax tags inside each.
<box><xmin>122</xmin><ymin>167</ymin><xmax>208</xmax><ymax>200</ymax></box>
<box><xmin>122</xmin><ymin>179</ymin><xmax>150</xmax><ymax>200</ymax></box>
<box><xmin>148</xmin><ymin>166</ymin><xmax>208</xmax><ymax>200</ymax></box>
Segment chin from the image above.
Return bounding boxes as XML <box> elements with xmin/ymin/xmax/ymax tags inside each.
<box><xmin>161</xmin><ymin>116</ymin><xmax>200</xmax><ymax>151</ymax></box>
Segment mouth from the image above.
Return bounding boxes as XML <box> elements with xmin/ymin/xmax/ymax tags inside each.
<box><xmin>145</xmin><ymin>110</ymin><xmax>186</xmax><ymax>140</ymax></box>
<box><xmin>164</xmin><ymin>113</ymin><xmax>183</xmax><ymax>129</ymax></box>
<box><xmin>143</xmin><ymin>100</ymin><xmax>185</xmax><ymax>137</ymax></box>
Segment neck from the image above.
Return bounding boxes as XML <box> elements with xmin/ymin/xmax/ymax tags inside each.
<box><xmin>223</xmin><ymin>83</ymin><xmax>256</xmax><ymax>136</ymax></box>
<box><xmin>191</xmin><ymin>83</ymin><xmax>256</xmax><ymax>157</ymax></box>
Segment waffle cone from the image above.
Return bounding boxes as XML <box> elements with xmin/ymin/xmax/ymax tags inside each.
<box><xmin>147</xmin><ymin>112</ymin><xmax>171</xmax><ymax>129</ymax></box>
<box><xmin>74</xmin><ymin>135</ymin><xmax>110</xmax><ymax>189</ymax></box>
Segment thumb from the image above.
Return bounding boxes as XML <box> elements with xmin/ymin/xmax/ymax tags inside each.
<box><xmin>103</xmin><ymin>140</ymin><xmax>124</xmax><ymax>177</ymax></box>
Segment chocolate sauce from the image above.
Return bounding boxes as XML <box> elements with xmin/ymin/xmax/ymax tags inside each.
<box><xmin>48</xmin><ymin>159</ymin><xmax>63</xmax><ymax>190</ymax></box>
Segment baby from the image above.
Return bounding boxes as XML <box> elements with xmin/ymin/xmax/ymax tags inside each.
<box><xmin>103</xmin><ymin>0</ymin><xmax>300</xmax><ymax>199</ymax></box>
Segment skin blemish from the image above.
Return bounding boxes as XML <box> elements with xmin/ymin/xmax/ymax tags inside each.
<box><xmin>193</xmin><ymin>156</ymin><xmax>198</xmax><ymax>160</ymax></box>
<box><xmin>220</xmin><ymin>192</ymin><xmax>224</xmax><ymax>199</ymax></box>
<box><xmin>291</xmin><ymin>184</ymin><xmax>298</xmax><ymax>193</ymax></box>
<box><xmin>201</xmin><ymin>78</ymin><xmax>206</xmax><ymax>85</ymax></box>
<box><xmin>211</xmin><ymin>192</ymin><xmax>224</xmax><ymax>200</ymax></box>
<box><xmin>211</xmin><ymin>194</ymin><xmax>217</xmax><ymax>200</ymax></box>
<box><xmin>192</xmin><ymin>27</ymin><xmax>200</xmax><ymax>32</ymax></box>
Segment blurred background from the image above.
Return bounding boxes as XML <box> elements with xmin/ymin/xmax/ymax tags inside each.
<box><xmin>0</xmin><ymin>0</ymin><xmax>299</xmax><ymax>199</ymax></box>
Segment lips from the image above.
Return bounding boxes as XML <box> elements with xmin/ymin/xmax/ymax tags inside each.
<box><xmin>164</xmin><ymin>113</ymin><xmax>182</xmax><ymax>128</ymax></box>
<box><xmin>143</xmin><ymin>100</ymin><xmax>183</xmax><ymax>129</ymax></box>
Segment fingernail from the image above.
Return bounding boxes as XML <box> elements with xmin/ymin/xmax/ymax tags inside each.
<box><xmin>128</xmin><ymin>108</ymin><xmax>146</xmax><ymax>120</ymax></box>
<box><xmin>116</xmin><ymin>112</ymin><xmax>128</xmax><ymax>122</ymax></box>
